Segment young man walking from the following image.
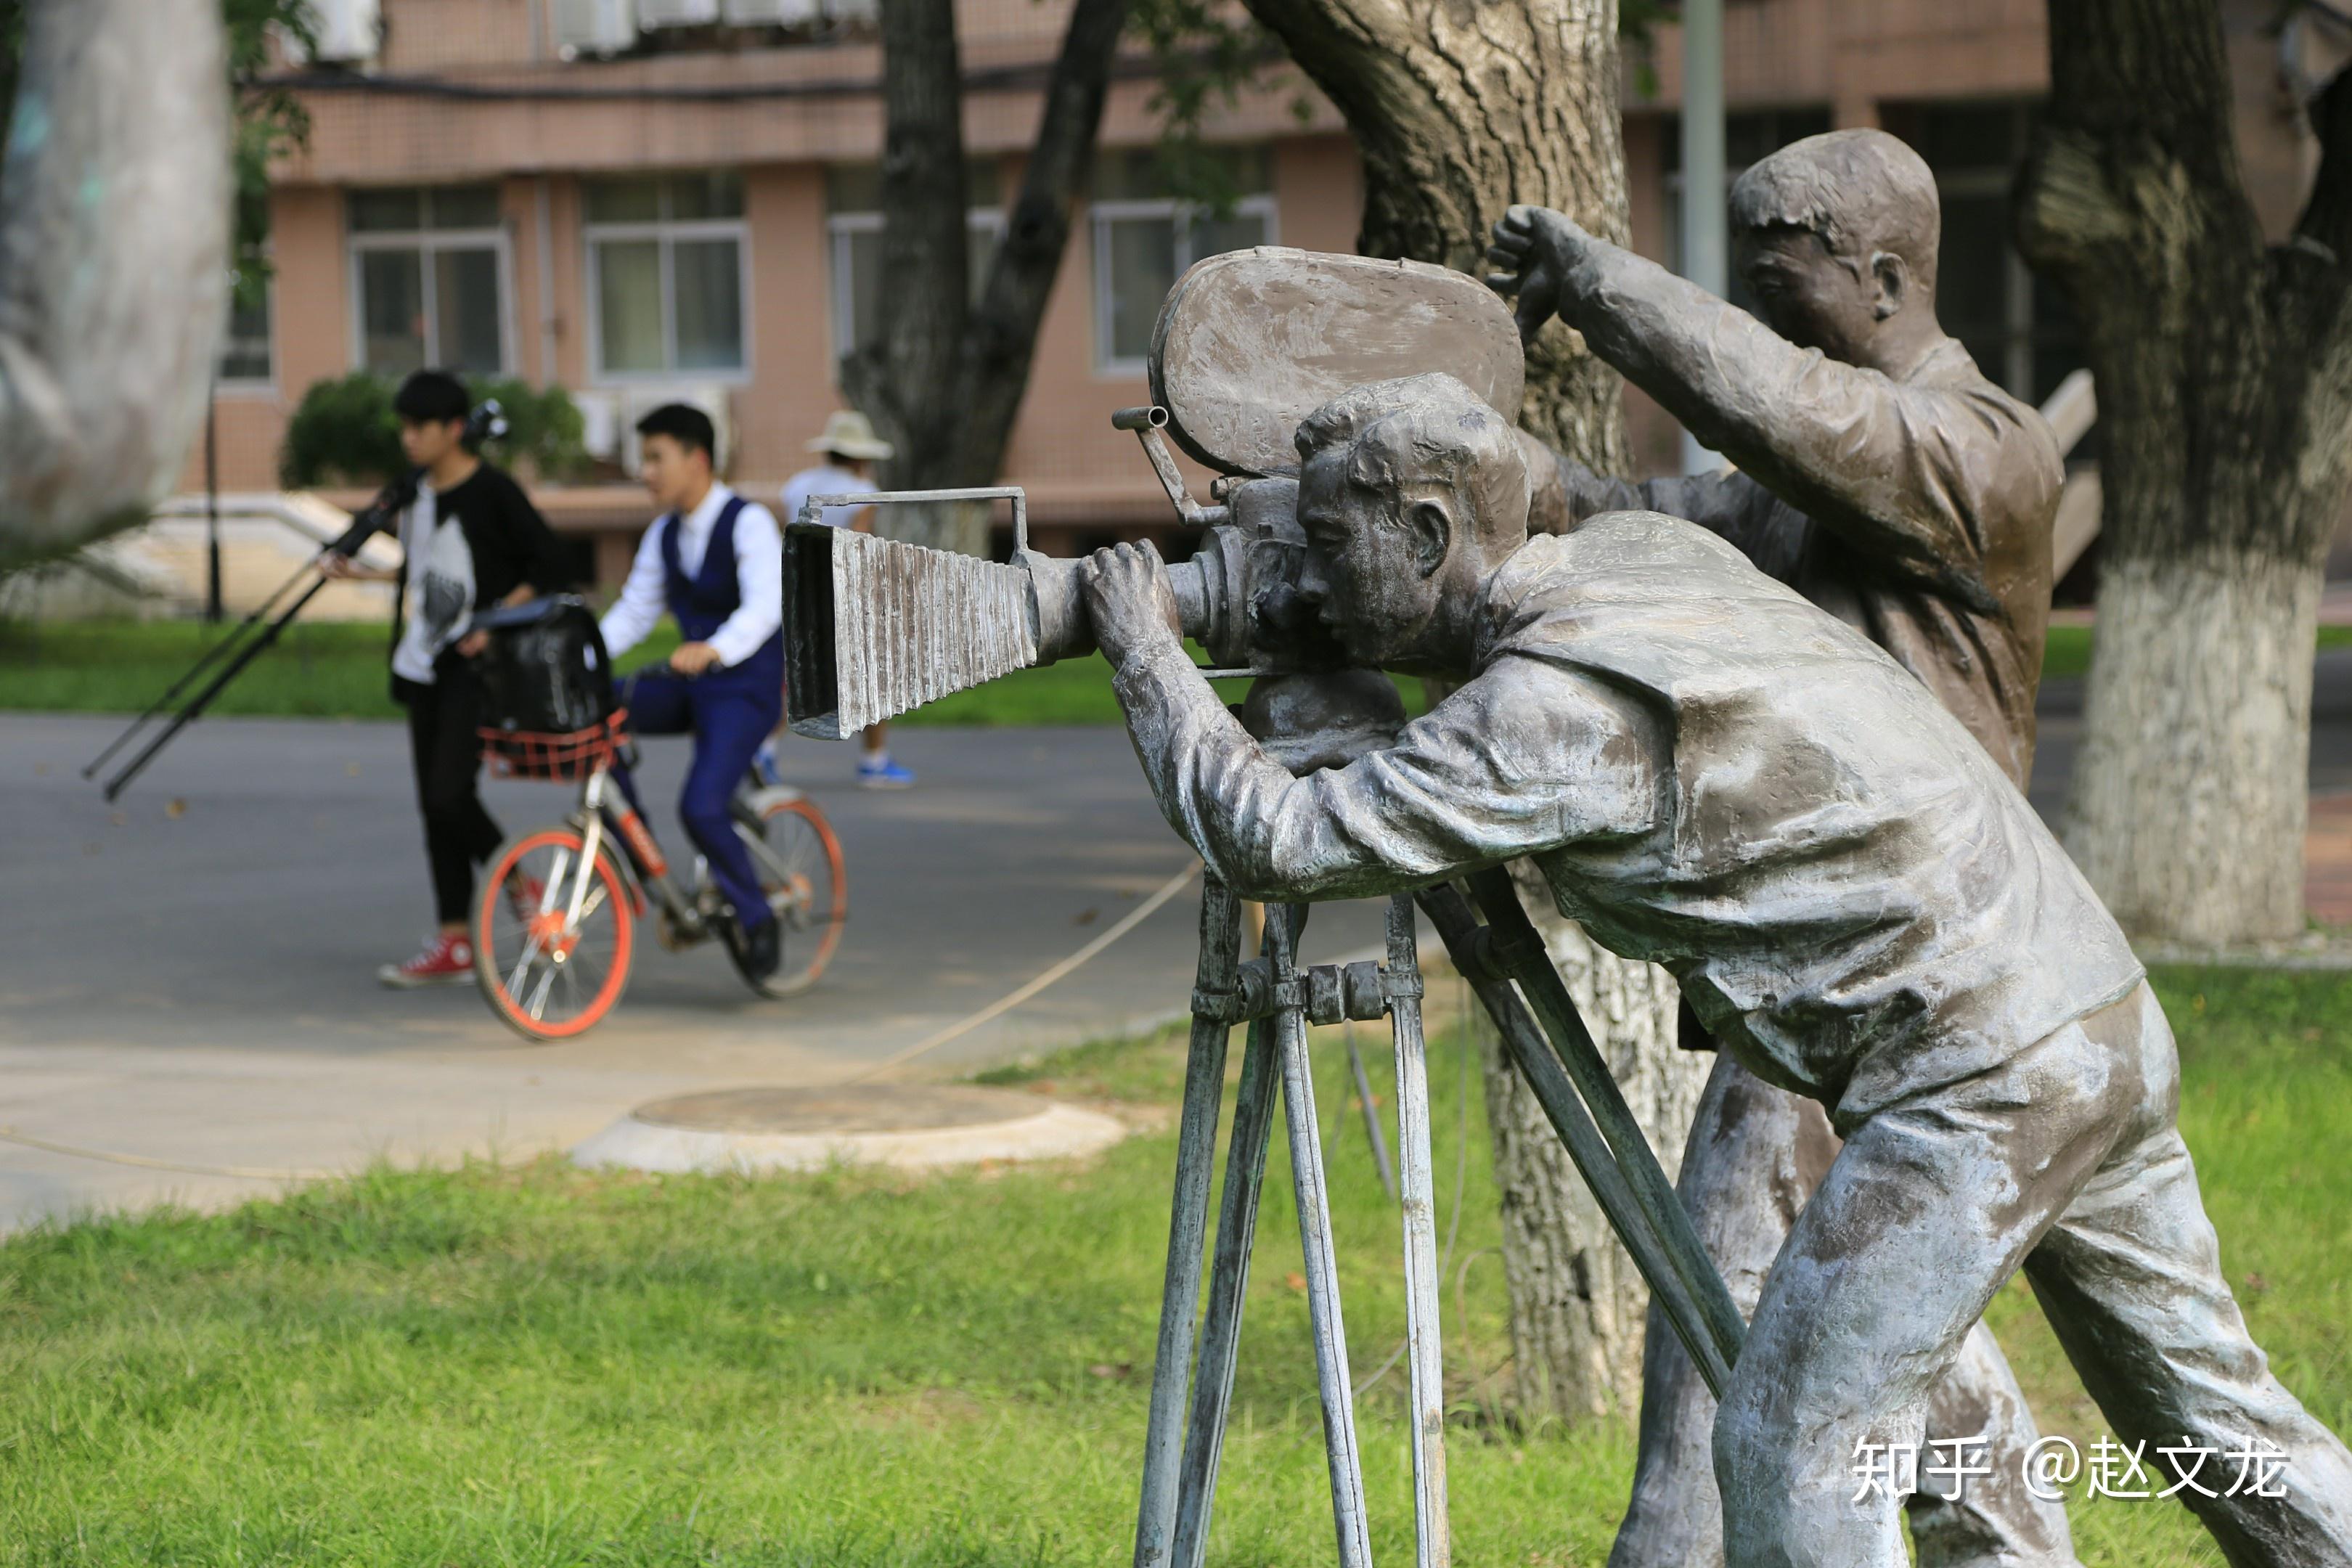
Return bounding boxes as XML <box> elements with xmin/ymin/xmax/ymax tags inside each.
<box><xmin>597</xmin><ymin>404</ymin><xmax>788</xmax><ymax>981</ymax></box>
<box><xmin>326</xmin><ymin>369</ymin><xmax>571</xmax><ymax>987</ymax></box>
<box><xmin>768</xmin><ymin>408</ymin><xmax>913</xmax><ymax>789</ymax></box>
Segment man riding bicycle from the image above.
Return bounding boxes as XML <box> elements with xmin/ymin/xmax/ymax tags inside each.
<box><xmin>596</xmin><ymin>403</ymin><xmax>785</xmax><ymax>984</ymax></box>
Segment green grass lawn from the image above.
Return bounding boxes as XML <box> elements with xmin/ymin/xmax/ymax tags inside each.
<box><xmin>0</xmin><ymin>619</ymin><xmax>1426</xmax><ymax>728</ymax></box>
<box><xmin>1</xmin><ymin>965</ymin><xmax>2343</xmax><ymax>1566</ymax></box>
<box><xmin>2038</xmin><ymin>622</ymin><xmax>2352</xmax><ymax>682</ymax></box>
<box><xmin>4</xmin><ymin>617</ymin><xmax>2342</xmax><ymax>726</ymax></box>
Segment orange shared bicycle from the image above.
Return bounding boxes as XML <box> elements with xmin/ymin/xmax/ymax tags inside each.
<box><xmin>468</xmin><ymin>603</ymin><xmax>846</xmax><ymax>1041</ymax></box>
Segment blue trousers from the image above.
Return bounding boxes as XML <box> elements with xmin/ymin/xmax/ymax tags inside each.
<box><xmin>613</xmin><ymin>669</ymin><xmax>780</xmax><ymax>929</ymax></box>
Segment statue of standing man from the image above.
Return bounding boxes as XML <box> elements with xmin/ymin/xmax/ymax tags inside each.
<box><xmin>1487</xmin><ymin>129</ymin><xmax>2075</xmax><ymax>1567</ymax></box>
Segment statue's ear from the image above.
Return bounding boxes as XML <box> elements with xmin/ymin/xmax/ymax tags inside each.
<box><xmin>1869</xmin><ymin>250</ymin><xmax>1908</xmax><ymax>320</ymax></box>
<box><xmin>1406</xmin><ymin>497</ymin><xmax>1452</xmax><ymax>577</ymax></box>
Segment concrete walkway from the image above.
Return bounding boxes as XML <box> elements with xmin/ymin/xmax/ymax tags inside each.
<box><xmin>0</xmin><ymin>714</ymin><xmax>1384</xmax><ymax>1233</ymax></box>
<box><xmin>4</xmin><ymin>649</ymin><xmax>2346</xmax><ymax>1235</ymax></box>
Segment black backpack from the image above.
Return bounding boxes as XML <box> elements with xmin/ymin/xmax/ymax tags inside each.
<box><xmin>475</xmin><ymin>595</ymin><xmax>616</xmax><ymax>739</ymax></box>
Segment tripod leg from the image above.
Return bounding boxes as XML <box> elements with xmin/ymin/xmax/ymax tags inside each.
<box><xmin>1414</xmin><ymin>883</ymin><xmax>1734</xmax><ymax>1400</ymax></box>
<box><xmin>1170</xmin><ymin>1007</ymin><xmax>1280</xmax><ymax>1568</ymax></box>
<box><xmin>1387</xmin><ymin>895</ymin><xmax>1450</xmax><ymax>1568</ymax></box>
<box><xmin>81</xmin><ymin>548</ymin><xmax>328</xmax><ymax>779</ymax></box>
<box><xmin>1268</xmin><ymin>902</ymin><xmax>1374</xmax><ymax>1568</ymax></box>
<box><xmin>1344</xmin><ymin>1021</ymin><xmax>1398</xmax><ymax>1203</ymax></box>
<box><xmin>1461</xmin><ymin>867</ymin><xmax>1747</xmax><ymax>1375</ymax></box>
<box><xmin>1132</xmin><ymin>876</ymin><xmax>1243</xmax><ymax>1568</ymax></box>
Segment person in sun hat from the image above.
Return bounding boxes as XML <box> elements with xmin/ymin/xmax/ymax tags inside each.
<box><xmin>762</xmin><ymin>408</ymin><xmax>914</xmax><ymax>790</ymax></box>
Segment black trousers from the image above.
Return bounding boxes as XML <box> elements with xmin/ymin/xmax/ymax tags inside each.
<box><xmin>398</xmin><ymin>657</ymin><xmax>504</xmax><ymax>926</ymax></box>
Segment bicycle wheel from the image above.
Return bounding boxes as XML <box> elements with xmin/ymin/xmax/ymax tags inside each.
<box><xmin>474</xmin><ymin>825</ymin><xmax>634</xmax><ymax>1040</ymax></box>
<box><xmin>732</xmin><ymin>787</ymin><xmax>847</xmax><ymax>998</ymax></box>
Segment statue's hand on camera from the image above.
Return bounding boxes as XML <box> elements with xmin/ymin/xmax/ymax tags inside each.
<box><xmin>1487</xmin><ymin>204</ymin><xmax>1590</xmax><ymax>343</ymax></box>
<box><xmin>1081</xmin><ymin>541</ymin><xmax>1184</xmax><ymax>670</ymax></box>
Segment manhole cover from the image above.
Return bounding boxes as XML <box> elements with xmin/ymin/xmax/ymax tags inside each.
<box><xmin>632</xmin><ymin>1084</ymin><xmax>1048</xmax><ymax>1136</ymax></box>
<box><xmin>573</xmin><ymin>1083</ymin><xmax>1127</xmax><ymax>1176</ymax></box>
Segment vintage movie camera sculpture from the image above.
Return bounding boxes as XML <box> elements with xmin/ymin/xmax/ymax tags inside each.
<box><xmin>781</xmin><ymin>251</ymin><xmax>1739</xmax><ymax>1568</ymax></box>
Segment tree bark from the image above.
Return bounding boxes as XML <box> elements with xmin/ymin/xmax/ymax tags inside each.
<box><xmin>841</xmin><ymin>0</ymin><xmax>1130</xmax><ymax>557</ymax></box>
<box><xmin>2019</xmin><ymin>0</ymin><xmax>2352</xmax><ymax>946</ymax></box>
<box><xmin>0</xmin><ymin>0</ymin><xmax>229</xmax><ymax>565</ymax></box>
<box><xmin>1243</xmin><ymin>0</ymin><xmax>1704</xmax><ymax>1420</ymax></box>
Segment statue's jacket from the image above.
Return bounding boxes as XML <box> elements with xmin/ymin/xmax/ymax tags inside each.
<box><xmin>1540</xmin><ymin>249</ymin><xmax>2062</xmax><ymax>791</ymax></box>
<box><xmin>1116</xmin><ymin>512</ymin><xmax>2143</xmax><ymax>1135</ymax></box>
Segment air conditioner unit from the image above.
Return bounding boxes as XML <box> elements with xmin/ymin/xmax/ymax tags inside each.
<box><xmin>724</xmin><ymin>0</ymin><xmax>819</xmax><ymax>23</ymax></box>
<box><xmin>552</xmin><ymin>0</ymin><xmax>637</xmax><ymax>58</ymax></box>
<box><xmin>618</xmin><ymin>386</ymin><xmax>735</xmax><ymax>476</ymax></box>
<box><xmin>573</xmin><ymin>391</ymin><xmax>625</xmax><ymax>462</ymax></box>
<box><xmin>283</xmin><ymin>0</ymin><xmax>381</xmax><ymax>64</ymax></box>
<box><xmin>638</xmin><ymin>0</ymin><xmax>722</xmax><ymax>26</ymax></box>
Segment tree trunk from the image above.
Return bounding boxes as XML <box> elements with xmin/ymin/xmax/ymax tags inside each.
<box><xmin>0</xmin><ymin>0</ymin><xmax>229</xmax><ymax>564</ymax></box>
<box><xmin>1244</xmin><ymin>0</ymin><xmax>1705</xmax><ymax>1420</ymax></box>
<box><xmin>841</xmin><ymin>0</ymin><xmax>1130</xmax><ymax>558</ymax></box>
<box><xmin>2020</xmin><ymin>0</ymin><xmax>2352</xmax><ymax>947</ymax></box>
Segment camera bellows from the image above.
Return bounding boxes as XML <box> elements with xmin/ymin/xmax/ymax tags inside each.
<box><xmin>784</xmin><ymin>523</ymin><xmax>1040</xmax><ymax>740</ymax></box>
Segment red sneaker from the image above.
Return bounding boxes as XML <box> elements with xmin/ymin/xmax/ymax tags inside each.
<box><xmin>505</xmin><ymin>873</ymin><xmax>547</xmax><ymax>923</ymax></box>
<box><xmin>378</xmin><ymin>931</ymin><xmax>475</xmax><ymax>989</ymax></box>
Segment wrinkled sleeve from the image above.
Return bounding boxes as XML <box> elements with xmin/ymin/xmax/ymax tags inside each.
<box><xmin>1109</xmin><ymin>639</ymin><xmax>1661</xmax><ymax>902</ymax></box>
<box><xmin>1561</xmin><ymin>244</ymin><xmax>2014</xmax><ymax>588</ymax></box>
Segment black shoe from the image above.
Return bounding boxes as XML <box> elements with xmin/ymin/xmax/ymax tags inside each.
<box><xmin>735</xmin><ymin>915</ymin><xmax>781</xmax><ymax>984</ymax></box>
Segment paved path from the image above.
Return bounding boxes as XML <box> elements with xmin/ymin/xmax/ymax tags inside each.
<box><xmin>0</xmin><ymin>714</ymin><xmax>1385</xmax><ymax>1232</ymax></box>
<box><xmin>3</xmin><ymin>648</ymin><xmax>2345</xmax><ymax>1235</ymax></box>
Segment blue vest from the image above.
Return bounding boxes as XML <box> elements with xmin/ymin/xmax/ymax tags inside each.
<box><xmin>660</xmin><ymin>493</ymin><xmax>784</xmax><ymax>698</ymax></box>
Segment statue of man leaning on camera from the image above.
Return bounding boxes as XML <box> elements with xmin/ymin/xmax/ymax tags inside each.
<box><xmin>1075</xmin><ymin>371</ymin><xmax>2352</xmax><ymax>1568</ymax></box>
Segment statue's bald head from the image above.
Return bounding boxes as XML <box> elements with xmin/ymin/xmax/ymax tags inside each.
<box><xmin>1731</xmin><ymin>128</ymin><xmax>1941</xmax><ymax>295</ymax></box>
<box><xmin>1293</xmin><ymin>372</ymin><xmax>1530</xmax><ymax>552</ymax></box>
<box><xmin>1289</xmin><ymin>373</ymin><xmax>1527</xmax><ymax>674</ymax></box>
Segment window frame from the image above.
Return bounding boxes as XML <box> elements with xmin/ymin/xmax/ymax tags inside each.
<box><xmin>824</xmin><ymin>207</ymin><xmax>1008</xmax><ymax>359</ymax></box>
<box><xmin>216</xmin><ymin>269</ymin><xmax>278</xmax><ymax>396</ymax></box>
<box><xmin>582</xmin><ymin>181</ymin><xmax>754</xmax><ymax>385</ymax></box>
<box><xmin>345</xmin><ymin>195</ymin><xmax>516</xmax><ymax>377</ymax></box>
<box><xmin>1089</xmin><ymin>193</ymin><xmax>1278</xmax><ymax>377</ymax></box>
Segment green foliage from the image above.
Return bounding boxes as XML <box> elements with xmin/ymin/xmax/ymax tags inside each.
<box><xmin>1124</xmin><ymin>0</ymin><xmax>1286</xmax><ymax>215</ymax></box>
<box><xmin>1620</xmin><ymin>0</ymin><xmax>1681</xmax><ymax>101</ymax></box>
<box><xmin>225</xmin><ymin>0</ymin><xmax>317</xmax><ymax>304</ymax></box>
<box><xmin>279</xmin><ymin>372</ymin><xmax>587</xmax><ymax>490</ymax></box>
<box><xmin>278</xmin><ymin>372</ymin><xmax>407</xmax><ymax>489</ymax></box>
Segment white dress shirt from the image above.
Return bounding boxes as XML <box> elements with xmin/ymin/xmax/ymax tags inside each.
<box><xmin>597</xmin><ymin>483</ymin><xmax>783</xmax><ymax>669</ymax></box>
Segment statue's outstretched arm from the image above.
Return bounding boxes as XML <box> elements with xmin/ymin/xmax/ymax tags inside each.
<box><xmin>0</xmin><ymin>0</ymin><xmax>229</xmax><ymax>564</ymax></box>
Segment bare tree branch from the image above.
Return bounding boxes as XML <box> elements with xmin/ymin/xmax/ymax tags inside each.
<box><xmin>950</xmin><ymin>0</ymin><xmax>1132</xmax><ymax>481</ymax></box>
<box><xmin>0</xmin><ymin>0</ymin><xmax>229</xmax><ymax>565</ymax></box>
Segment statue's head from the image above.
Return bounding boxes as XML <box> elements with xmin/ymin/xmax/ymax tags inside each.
<box><xmin>1292</xmin><ymin>372</ymin><xmax>1530</xmax><ymax>671</ymax></box>
<box><xmin>1730</xmin><ymin>128</ymin><xmax>1942</xmax><ymax>371</ymax></box>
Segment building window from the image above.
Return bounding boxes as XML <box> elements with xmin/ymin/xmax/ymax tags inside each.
<box><xmin>584</xmin><ymin>171</ymin><xmax>748</xmax><ymax>379</ymax></box>
<box><xmin>1090</xmin><ymin>148</ymin><xmax>1277</xmax><ymax>375</ymax></box>
<box><xmin>825</xmin><ymin>163</ymin><xmax>1004</xmax><ymax>357</ymax></box>
<box><xmin>1895</xmin><ymin>100</ymin><xmax>2083</xmax><ymax>403</ymax></box>
<box><xmin>348</xmin><ymin>184</ymin><xmax>510</xmax><ymax>375</ymax></box>
<box><xmin>218</xmin><ymin>277</ymin><xmax>274</xmax><ymax>387</ymax></box>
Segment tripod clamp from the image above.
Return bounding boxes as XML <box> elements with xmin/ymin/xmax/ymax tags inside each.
<box><xmin>1189</xmin><ymin>956</ymin><xmax>1422</xmax><ymax>1026</ymax></box>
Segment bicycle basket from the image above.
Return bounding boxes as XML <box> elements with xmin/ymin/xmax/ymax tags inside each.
<box><xmin>480</xmin><ymin>708</ymin><xmax>632</xmax><ymax>782</ymax></box>
<box><xmin>474</xmin><ymin>596</ymin><xmax>626</xmax><ymax>780</ymax></box>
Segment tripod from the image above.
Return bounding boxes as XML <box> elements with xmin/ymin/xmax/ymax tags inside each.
<box><xmin>83</xmin><ymin>475</ymin><xmax>415</xmax><ymax>802</ymax></box>
<box><xmin>1131</xmin><ymin>868</ymin><xmax>1747</xmax><ymax>1568</ymax></box>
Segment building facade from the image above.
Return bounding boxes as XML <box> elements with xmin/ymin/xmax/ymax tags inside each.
<box><xmin>202</xmin><ymin>0</ymin><xmax>2324</xmax><ymax>584</ymax></box>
